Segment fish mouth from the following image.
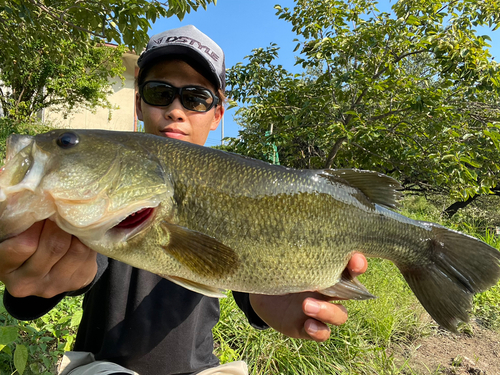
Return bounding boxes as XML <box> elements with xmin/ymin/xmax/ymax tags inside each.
<box><xmin>0</xmin><ymin>138</ymin><xmax>41</xmax><ymax>198</ymax></box>
<box><xmin>105</xmin><ymin>206</ymin><xmax>158</xmax><ymax>243</ymax></box>
<box><xmin>114</xmin><ymin>207</ymin><xmax>155</xmax><ymax>229</ymax></box>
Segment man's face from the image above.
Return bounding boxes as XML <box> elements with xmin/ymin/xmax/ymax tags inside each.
<box><xmin>136</xmin><ymin>59</ymin><xmax>224</xmax><ymax>146</ymax></box>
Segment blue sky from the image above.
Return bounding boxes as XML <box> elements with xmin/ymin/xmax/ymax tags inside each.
<box><xmin>149</xmin><ymin>1</ymin><xmax>500</xmax><ymax>147</ymax></box>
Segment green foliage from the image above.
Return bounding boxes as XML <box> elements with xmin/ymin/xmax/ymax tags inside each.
<box><xmin>212</xmin><ymin>259</ymin><xmax>431</xmax><ymax>374</ymax></box>
<box><xmin>402</xmin><ymin>193</ymin><xmax>500</xmax><ymax>236</ymax></box>
<box><xmin>0</xmin><ymin>284</ymin><xmax>83</xmax><ymax>375</ymax></box>
<box><xmin>225</xmin><ymin>0</ymin><xmax>500</xmax><ymax>204</ymax></box>
<box><xmin>0</xmin><ymin>0</ymin><xmax>216</xmax><ymax>122</ymax></box>
<box><xmin>473</xmin><ymin>284</ymin><xmax>500</xmax><ymax>330</ymax></box>
<box><xmin>0</xmin><ymin>0</ymin><xmax>216</xmax><ymax>54</ymax></box>
<box><xmin>0</xmin><ymin>34</ymin><xmax>126</xmax><ymax>121</ymax></box>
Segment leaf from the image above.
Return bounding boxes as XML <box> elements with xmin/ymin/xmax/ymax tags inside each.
<box><xmin>0</xmin><ymin>298</ymin><xmax>5</xmax><ymax>314</ymax></box>
<box><xmin>42</xmin><ymin>356</ymin><xmax>50</xmax><ymax>369</ymax></box>
<box><xmin>14</xmin><ymin>344</ymin><xmax>28</xmax><ymax>375</ymax></box>
<box><xmin>484</xmin><ymin>130</ymin><xmax>500</xmax><ymax>151</ymax></box>
<box><xmin>406</xmin><ymin>15</ymin><xmax>420</xmax><ymax>25</ymax></box>
<box><xmin>227</xmin><ymin>100</ymin><xmax>238</xmax><ymax>110</ymax></box>
<box><xmin>64</xmin><ymin>335</ymin><xmax>74</xmax><ymax>352</ymax></box>
<box><xmin>71</xmin><ymin>310</ymin><xmax>83</xmax><ymax>328</ymax></box>
<box><xmin>0</xmin><ymin>326</ymin><xmax>18</xmax><ymax>345</ymax></box>
<box><xmin>23</xmin><ymin>326</ymin><xmax>39</xmax><ymax>334</ymax></box>
<box><xmin>57</xmin><ymin>316</ymin><xmax>71</xmax><ymax>326</ymax></box>
<box><xmin>460</xmin><ymin>156</ymin><xmax>482</xmax><ymax>168</ymax></box>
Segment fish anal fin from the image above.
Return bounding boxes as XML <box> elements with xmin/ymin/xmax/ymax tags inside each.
<box><xmin>161</xmin><ymin>221</ymin><xmax>239</xmax><ymax>278</ymax></box>
<box><xmin>320</xmin><ymin>169</ymin><xmax>402</xmax><ymax>209</ymax></box>
<box><xmin>319</xmin><ymin>269</ymin><xmax>376</xmax><ymax>300</ymax></box>
<box><xmin>164</xmin><ymin>275</ymin><xmax>227</xmax><ymax>298</ymax></box>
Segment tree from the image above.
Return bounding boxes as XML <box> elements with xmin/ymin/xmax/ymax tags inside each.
<box><xmin>225</xmin><ymin>0</ymin><xmax>500</xmax><ymax>215</ymax></box>
<box><xmin>0</xmin><ymin>0</ymin><xmax>216</xmax><ymax>121</ymax></box>
<box><xmin>0</xmin><ymin>32</ymin><xmax>126</xmax><ymax>120</ymax></box>
<box><xmin>0</xmin><ymin>0</ymin><xmax>216</xmax><ymax>53</ymax></box>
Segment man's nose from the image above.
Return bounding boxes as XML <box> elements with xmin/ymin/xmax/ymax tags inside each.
<box><xmin>164</xmin><ymin>97</ymin><xmax>186</xmax><ymax>120</ymax></box>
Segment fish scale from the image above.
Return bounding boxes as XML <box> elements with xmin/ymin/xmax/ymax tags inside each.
<box><xmin>0</xmin><ymin>129</ymin><xmax>499</xmax><ymax>332</ymax></box>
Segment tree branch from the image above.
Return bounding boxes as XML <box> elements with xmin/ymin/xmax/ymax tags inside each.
<box><xmin>26</xmin><ymin>0</ymin><xmax>108</xmax><ymax>39</ymax></box>
<box><xmin>442</xmin><ymin>194</ymin><xmax>479</xmax><ymax>218</ymax></box>
<box><xmin>393</xmin><ymin>49</ymin><xmax>428</xmax><ymax>64</ymax></box>
<box><xmin>344</xmin><ymin>48</ymin><xmax>428</xmax><ymax>126</ymax></box>
<box><xmin>435</xmin><ymin>1</ymin><xmax>461</xmax><ymax>17</ymax></box>
<box><xmin>324</xmin><ymin>136</ymin><xmax>347</xmax><ymax>169</ymax></box>
<box><xmin>368</xmin><ymin>107</ymin><xmax>412</xmax><ymax>122</ymax></box>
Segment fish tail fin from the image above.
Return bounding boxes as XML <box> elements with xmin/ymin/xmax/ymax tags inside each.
<box><xmin>399</xmin><ymin>223</ymin><xmax>500</xmax><ymax>332</ymax></box>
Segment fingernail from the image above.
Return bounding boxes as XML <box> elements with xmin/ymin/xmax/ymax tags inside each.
<box><xmin>307</xmin><ymin>320</ymin><xmax>320</xmax><ymax>334</ymax></box>
<box><xmin>349</xmin><ymin>264</ymin><xmax>361</xmax><ymax>274</ymax></box>
<box><xmin>304</xmin><ymin>300</ymin><xmax>321</xmax><ymax>315</ymax></box>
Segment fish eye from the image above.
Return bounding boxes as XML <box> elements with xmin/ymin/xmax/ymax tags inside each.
<box><xmin>56</xmin><ymin>132</ymin><xmax>79</xmax><ymax>149</ymax></box>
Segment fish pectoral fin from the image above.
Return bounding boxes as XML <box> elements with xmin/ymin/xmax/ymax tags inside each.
<box><xmin>319</xmin><ymin>269</ymin><xmax>376</xmax><ymax>300</ymax></box>
<box><xmin>164</xmin><ymin>275</ymin><xmax>227</xmax><ymax>298</ymax></box>
<box><xmin>161</xmin><ymin>221</ymin><xmax>239</xmax><ymax>278</ymax></box>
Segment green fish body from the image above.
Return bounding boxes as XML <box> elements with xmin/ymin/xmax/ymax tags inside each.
<box><xmin>0</xmin><ymin>130</ymin><xmax>499</xmax><ymax>332</ymax></box>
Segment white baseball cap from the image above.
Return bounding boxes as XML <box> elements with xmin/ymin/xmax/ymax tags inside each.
<box><xmin>138</xmin><ymin>25</ymin><xmax>226</xmax><ymax>92</ymax></box>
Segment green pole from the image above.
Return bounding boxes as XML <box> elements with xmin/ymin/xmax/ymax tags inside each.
<box><xmin>264</xmin><ymin>130</ymin><xmax>280</xmax><ymax>165</ymax></box>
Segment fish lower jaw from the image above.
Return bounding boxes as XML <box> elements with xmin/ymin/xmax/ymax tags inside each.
<box><xmin>88</xmin><ymin>206</ymin><xmax>158</xmax><ymax>246</ymax></box>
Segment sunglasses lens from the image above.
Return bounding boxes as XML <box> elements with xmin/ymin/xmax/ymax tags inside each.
<box><xmin>142</xmin><ymin>82</ymin><xmax>175</xmax><ymax>106</ymax></box>
<box><xmin>181</xmin><ymin>87</ymin><xmax>215</xmax><ymax>112</ymax></box>
<box><xmin>141</xmin><ymin>82</ymin><xmax>217</xmax><ymax>112</ymax></box>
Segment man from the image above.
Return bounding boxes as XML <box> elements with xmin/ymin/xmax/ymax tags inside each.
<box><xmin>0</xmin><ymin>25</ymin><xmax>367</xmax><ymax>374</ymax></box>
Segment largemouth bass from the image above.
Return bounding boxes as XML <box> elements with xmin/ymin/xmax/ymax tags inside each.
<box><xmin>0</xmin><ymin>130</ymin><xmax>499</xmax><ymax>332</ymax></box>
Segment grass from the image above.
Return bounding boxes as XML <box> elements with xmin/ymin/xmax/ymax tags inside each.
<box><xmin>213</xmin><ymin>257</ymin><xmax>431</xmax><ymax>375</ymax></box>
<box><xmin>0</xmin><ymin>195</ymin><xmax>499</xmax><ymax>374</ymax></box>
<box><xmin>0</xmin><ymin>290</ymin><xmax>82</xmax><ymax>375</ymax></box>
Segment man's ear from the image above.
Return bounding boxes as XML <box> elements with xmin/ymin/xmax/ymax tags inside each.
<box><xmin>210</xmin><ymin>104</ymin><xmax>224</xmax><ymax>131</ymax></box>
<box><xmin>135</xmin><ymin>92</ymin><xmax>144</xmax><ymax>121</ymax></box>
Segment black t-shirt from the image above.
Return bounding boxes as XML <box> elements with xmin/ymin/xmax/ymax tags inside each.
<box><xmin>4</xmin><ymin>254</ymin><xmax>267</xmax><ymax>375</ymax></box>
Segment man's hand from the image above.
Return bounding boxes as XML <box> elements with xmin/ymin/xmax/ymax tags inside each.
<box><xmin>249</xmin><ymin>252</ymin><xmax>368</xmax><ymax>342</ymax></box>
<box><xmin>0</xmin><ymin>220</ymin><xmax>97</xmax><ymax>298</ymax></box>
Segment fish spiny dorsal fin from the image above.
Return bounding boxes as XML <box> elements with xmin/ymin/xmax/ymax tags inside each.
<box><xmin>320</xmin><ymin>169</ymin><xmax>402</xmax><ymax>209</ymax></box>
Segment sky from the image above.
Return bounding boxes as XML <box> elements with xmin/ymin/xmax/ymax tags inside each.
<box><xmin>148</xmin><ymin>1</ymin><xmax>500</xmax><ymax>148</ymax></box>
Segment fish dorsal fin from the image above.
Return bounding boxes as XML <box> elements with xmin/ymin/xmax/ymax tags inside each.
<box><xmin>320</xmin><ymin>169</ymin><xmax>402</xmax><ymax>209</ymax></box>
<box><xmin>164</xmin><ymin>275</ymin><xmax>227</xmax><ymax>298</ymax></box>
<box><xmin>161</xmin><ymin>221</ymin><xmax>239</xmax><ymax>278</ymax></box>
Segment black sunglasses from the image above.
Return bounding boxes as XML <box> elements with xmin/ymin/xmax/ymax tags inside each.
<box><xmin>139</xmin><ymin>81</ymin><xmax>219</xmax><ymax>112</ymax></box>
